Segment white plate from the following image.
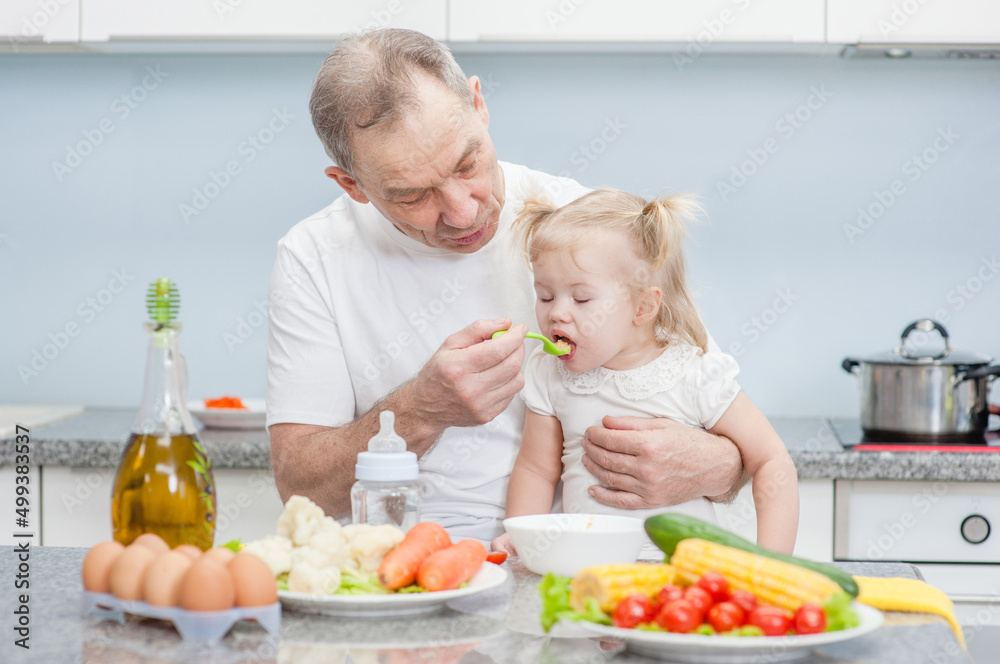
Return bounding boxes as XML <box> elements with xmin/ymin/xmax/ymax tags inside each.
<box><xmin>278</xmin><ymin>562</ymin><xmax>508</xmax><ymax>617</ymax></box>
<box><xmin>565</xmin><ymin>603</ymin><xmax>883</xmax><ymax>663</ymax></box>
<box><xmin>188</xmin><ymin>398</ymin><xmax>266</xmax><ymax>429</ymax></box>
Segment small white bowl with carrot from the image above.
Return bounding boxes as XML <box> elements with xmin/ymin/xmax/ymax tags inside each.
<box><xmin>503</xmin><ymin>514</ymin><xmax>646</xmax><ymax>577</ymax></box>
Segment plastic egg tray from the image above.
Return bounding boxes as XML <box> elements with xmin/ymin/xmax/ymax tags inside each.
<box><xmin>81</xmin><ymin>591</ymin><xmax>281</xmax><ymax>643</ymax></box>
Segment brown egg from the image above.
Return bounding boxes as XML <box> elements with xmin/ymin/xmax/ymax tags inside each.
<box><xmin>173</xmin><ymin>545</ymin><xmax>203</xmax><ymax>562</ymax></box>
<box><xmin>132</xmin><ymin>533</ymin><xmax>170</xmax><ymax>556</ymax></box>
<box><xmin>143</xmin><ymin>551</ymin><xmax>193</xmax><ymax>607</ymax></box>
<box><xmin>202</xmin><ymin>547</ymin><xmax>236</xmax><ymax>565</ymax></box>
<box><xmin>228</xmin><ymin>552</ymin><xmax>278</xmax><ymax>607</ymax></box>
<box><xmin>109</xmin><ymin>545</ymin><xmax>156</xmax><ymax>600</ymax></box>
<box><xmin>179</xmin><ymin>558</ymin><xmax>235</xmax><ymax>612</ymax></box>
<box><xmin>81</xmin><ymin>541</ymin><xmax>125</xmax><ymax>593</ymax></box>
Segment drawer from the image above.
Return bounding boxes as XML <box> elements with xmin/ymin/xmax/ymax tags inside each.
<box><xmin>834</xmin><ymin>480</ymin><xmax>1000</xmax><ymax>563</ymax></box>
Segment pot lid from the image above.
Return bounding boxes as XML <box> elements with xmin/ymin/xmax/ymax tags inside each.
<box><xmin>849</xmin><ymin>319</ymin><xmax>992</xmax><ymax>366</ymax></box>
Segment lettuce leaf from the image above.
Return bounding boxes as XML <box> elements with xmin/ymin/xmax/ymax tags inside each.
<box><xmin>539</xmin><ymin>573</ymin><xmax>612</xmax><ymax>632</ymax></box>
<box><xmin>824</xmin><ymin>592</ymin><xmax>861</xmax><ymax>632</ymax></box>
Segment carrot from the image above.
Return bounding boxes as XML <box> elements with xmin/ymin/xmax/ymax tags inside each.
<box><xmin>416</xmin><ymin>539</ymin><xmax>487</xmax><ymax>592</ymax></box>
<box><xmin>378</xmin><ymin>521</ymin><xmax>452</xmax><ymax>590</ymax></box>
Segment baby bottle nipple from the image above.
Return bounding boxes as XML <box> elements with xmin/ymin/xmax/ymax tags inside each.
<box><xmin>369</xmin><ymin>411</ymin><xmax>406</xmax><ymax>453</ymax></box>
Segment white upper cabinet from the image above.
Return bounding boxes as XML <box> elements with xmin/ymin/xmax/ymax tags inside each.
<box><xmin>1</xmin><ymin>0</ymin><xmax>79</xmax><ymax>43</ymax></box>
<box><xmin>828</xmin><ymin>0</ymin><xmax>1000</xmax><ymax>43</ymax></box>
<box><xmin>80</xmin><ymin>0</ymin><xmax>446</xmax><ymax>42</ymax></box>
<box><xmin>449</xmin><ymin>0</ymin><xmax>825</xmax><ymax>43</ymax></box>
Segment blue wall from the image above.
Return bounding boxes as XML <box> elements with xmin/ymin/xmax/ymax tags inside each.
<box><xmin>2</xmin><ymin>51</ymin><xmax>998</xmax><ymax>417</ymax></box>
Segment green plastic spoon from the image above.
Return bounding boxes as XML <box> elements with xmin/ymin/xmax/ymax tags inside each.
<box><xmin>492</xmin><ymin>329</ymin><xmax>570</xmax><ymax>356</ymax></box>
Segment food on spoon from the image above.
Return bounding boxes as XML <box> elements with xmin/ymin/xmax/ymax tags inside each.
<box><xmin>81</xmin><ymin>541</ymin><xmax>125</xmax><ymax>592</ymax></box>
<box><xmin>417</xmin><ymin>539</ymin><xmax>487</xmax><ymax>591</ymax></box>
<box><xmin>144</xmin><ymin>551</ymin><xmax>193</xmax><ymax>607</ymax></box>
<box><xmin>203</xmin><ymin>396</ymin><xmax>246</xmax><ymax>409</ymax></box>
<box><xmin>379</xmin><ymin>521</ymin><xmax>452</xmax><ymax>590</ymax></box>
<box><xmin>570</xmin><ymin>563</ymin><xmax>676</xmax><ymax>612</ymax></box>
<box><xmin>554</xmin><ymin>338</ymin><xmax>571</xmax><ymax>352</ymax></box>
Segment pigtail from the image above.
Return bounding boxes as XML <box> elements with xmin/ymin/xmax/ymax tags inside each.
<box><xmin>638</xmin><ymin>194</ymin><xmax>708</xmax><ymax>352</ymax></box>
<box><xmin>511</xmin><ymin>195</ymin><xmax>558</xmax><ymax>264</ymax></box>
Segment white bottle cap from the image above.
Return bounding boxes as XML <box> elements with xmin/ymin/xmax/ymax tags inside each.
<box><xmin>355</xmin><ymin>411</ymin><xmax>419</xmax><ymax>482</ymax></box>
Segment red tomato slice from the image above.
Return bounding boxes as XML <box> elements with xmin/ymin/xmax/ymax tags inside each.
<box><xmin>697</xmin><ymin>572</ymin><xmax>730</xmax><ymax>603</ymax></box>
<box><xmin>612</xmin><ymin>594</ymin><xmax>655</xmax><ymax>629</ymax></box>
<box><xmin>485</xmin><ymin>552</ymin><xmax>507</xmax><ymax>565</ymax></box>
<box><xmin>793</xmin><ymin>603</ymin><xmax>827</xmax><ymax>635</ymax></box>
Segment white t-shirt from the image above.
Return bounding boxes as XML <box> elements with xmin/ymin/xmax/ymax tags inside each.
<box><xmin>520</xmin><ymin>343</ymin><xmax>742</xmax><ymax>530</ymax></box>
<box><xmin>265</xmin><ymin>161</ymin><xmax>590</xmax><ymax>542</ymax></box>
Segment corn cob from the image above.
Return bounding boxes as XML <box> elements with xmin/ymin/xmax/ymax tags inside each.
<box><xmin>855</xmin><ymin>576</ymin><xmax>965</xmax><ymax>647</ymax></box>
<box><xmin>671</xmin><ymin>538</ymin><xmax>842</xmax><ymax>612</ymax></box>
<box><xmin>570</xmin><ymin>563</ymin><xmax>675</xmax><ymax>612</ymax></box>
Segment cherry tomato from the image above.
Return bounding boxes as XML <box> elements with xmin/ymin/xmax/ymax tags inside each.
<box><xmin>793</xmin><ymin>603</ymin><xmax>827</xmax><ymax>635</ymax></box>
<box><xmin>683</xmin><ymin>586</ymin><xmax>713</xmax><ymax>617</ymax></box>
<box><xmin>656</xmin><ymin>599</ymin><xmax>701</xmax><ymax>633</ymax></box>
<box><xmin>485</xmin><ymin>552</ymin><xmax>508</xmax><ymax>565</ymax></box>
<box><xmin>697</xmin><ymin>572</ymin><xmax>730</xmax><ymax>603</ymax></box>
<box><xmin>748</xmin><ymin>606</ymin><xmax>792</xmax><ymax>636</ymax></box>
<box><xmin>656</xmin><ymin>584</ymin><xmax>685</xmax><ymax>607</ymax></box>
<box><xmin>707</xmin><ymin>601</ymin><xmax>746</xmax><ymax>633</ymax></box>
<box><xmin>729</xmin><ymin>589</ymin><xmax>759</xmax><ymax>616</ymax></box>
<box><xmin>612</xmin><ymin>594</ymin><xmax>655</xmax><ymax>629</ymax></box>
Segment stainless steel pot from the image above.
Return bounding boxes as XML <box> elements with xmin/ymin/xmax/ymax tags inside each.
<box><xmin>842</xmin><ymin>319</ymin><xmax>1000</xmax><ymax>442</ymax></box>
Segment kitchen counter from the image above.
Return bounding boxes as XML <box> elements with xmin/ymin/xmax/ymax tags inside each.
<box><xmin>3</xmin><ymin>408</ymin><xmax>1000</xmax><ymax>481</ymax></box>
<box><xmin>0</xmin><ymin>547</ymin><xmax>971</xmax><ymax>663</ymax></box>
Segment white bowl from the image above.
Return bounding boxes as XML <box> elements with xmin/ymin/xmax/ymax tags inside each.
<box><xmin>503</xmin><ymin>513</ymin><xmax>646</xmax><ymax>577</ymax></box>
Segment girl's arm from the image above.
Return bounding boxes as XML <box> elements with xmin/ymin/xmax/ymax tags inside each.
<box><xmin>506</xmin><ymin>408</ymin><xmax>565</xmax><ymax>517</ymax></box>
<box><xmin>710</xmin><ymin>393</ymin><xmax>799</xmax><ymax>554</ymax></box>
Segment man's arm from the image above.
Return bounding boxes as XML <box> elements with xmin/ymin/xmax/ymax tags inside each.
<box><xmin>270</xmin><ymin>319</ymin><xmax>528</xmax><ymax>519</ymax></box>
<box><xmin>580</xmin><ymin>415</ymin><xmax>747</xmax><ymax>510</ymax></box>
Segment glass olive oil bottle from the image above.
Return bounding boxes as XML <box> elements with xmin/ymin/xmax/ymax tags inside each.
<box><xmin>111</xmin><ymin>278</ymin><xmax>216</xmax><ymax>550</ymax></box>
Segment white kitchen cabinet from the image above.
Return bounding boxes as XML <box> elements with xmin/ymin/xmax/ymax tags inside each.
<box><xmin>0</xmin><ymin>0</ymin><xmax>79</xmax><ymax>44</ymax></box>
<box><xmin>828</xmin><ymin>0</ymin><xmax>1000</xmax><ymax>44</ymax></box>
<box><xmin>40</xmin><ymin>467</ymin><xmax>283</xmax><ymax>548</ymax></box>
<box><xmin>713</xmin><ymin>478</ymin><xmax>834</xmax><ymax>561</ymax></box>
<box><xmin>449</xmin><ymin>0</ymin><xmax>825</xmax><ymax>43</ymax></box>
<box><xmin>80</xmin><ymin>0</ymin><xmax>446</xmax><ymax>42</ymax></box>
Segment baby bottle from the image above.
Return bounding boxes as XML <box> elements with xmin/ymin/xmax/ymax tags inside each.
<box><xmin>351</xmin><ymin>411</ymin><xmax>420</xmax><ymax>531</ymax></box>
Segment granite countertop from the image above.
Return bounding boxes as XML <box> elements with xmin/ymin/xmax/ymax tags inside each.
<box><xmin>0</xmin><ymin>547</ymin><xmax>971</xmax><ymax>664</ymax></box>
<box><xmin>2</xmin><ymin>408</ymin><xmax>1000</xmax><ymax>481</ymax></box>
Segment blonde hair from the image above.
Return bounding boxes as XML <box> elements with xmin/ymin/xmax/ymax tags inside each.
<box><xmin>513</xmin><ymin>188</ymin><xmax>708</xmax><ymax>351</ymax></box>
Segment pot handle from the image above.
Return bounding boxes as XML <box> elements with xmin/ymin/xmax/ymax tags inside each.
<box><xmin>956</xmin><ymin>364</ymin><xmax>1000</xmax><ymax>383</ymax></box>
<box><xmin>842</xmin><ymin>358</ymin><xmax>860</xmax><ymax>375</ymax></box>
<box><xmin>897</xmin><ymin>319</ymin><xmax>952</xmax><ymax>360</ymax></box>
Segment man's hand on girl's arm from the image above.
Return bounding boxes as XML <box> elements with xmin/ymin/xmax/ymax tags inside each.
<box><xmin>580</xmin><ymin>415</ymin><xmax>746</xmax><ymax>510</ymax></box>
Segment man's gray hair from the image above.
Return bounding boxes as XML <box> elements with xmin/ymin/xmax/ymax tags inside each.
<box><xmin>309</xmin><ymin>29</ymin><xmax>474</xmax><ymax>178</ymax></box>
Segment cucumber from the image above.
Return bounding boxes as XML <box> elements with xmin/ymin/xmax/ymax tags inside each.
<box><xmin>644</xmin><ymin>513</ymin><xmax>859</xmax><ymax>598</ymax></box>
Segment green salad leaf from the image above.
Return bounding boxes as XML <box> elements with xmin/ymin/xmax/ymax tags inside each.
<box><xmin>335</xmin><ymin>568</ymin><xmax>390</xmax><ymax>595</ymax></box>
<box><xmin>824</xmin><ymin>592</ymin><xmax>861</xmax><ymax>632</ymax></box>
<box><xmin>538</xmin><ymin>573</ymin><xmax>612</xmax><ymax>632</ymax></box>
<box><xmin>221</xmin><ymin>538</ymin><xmax>242</xmax><ymax>553</ymax></box>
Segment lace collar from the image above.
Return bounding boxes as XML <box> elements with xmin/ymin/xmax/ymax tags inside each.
<box><xmin>555</xmin><ymin>344</ymin><xmax>700</xmax><ymax>401</ymax></box>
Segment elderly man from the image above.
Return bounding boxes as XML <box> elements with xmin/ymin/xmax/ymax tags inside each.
<box><xmin>266</xmin><ymin>28</ymin><xmax>745</xmax><ymax>541</ymax></box>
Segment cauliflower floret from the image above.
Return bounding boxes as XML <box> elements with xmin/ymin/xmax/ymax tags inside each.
<box><xmin>287</xmin><ymin>563</ymin><xmax>341</xmax><ymax>594</ymax></box>
<box><xmin>307</xmin><ymin>518</ymin><xmax>350</xmax><ymax>570</ymax></box>
<box><xmin>241</xmin><ymin>535</ymin><xmax>293</xmax><ymax>577</ymax></box>
<box><xmin>277</xmin><ymin>495</ymin><xmax>326</xmax><ymax>546</ymax></box>
<box><xmin>345</xmin><ymin>523</ymin><xmax>405</xmax><ymax>574</ymax></box>
<box><xmin>291</xmin><ymin>544</ymin><xmax>345</xmax><ymax>570</ymax></box>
